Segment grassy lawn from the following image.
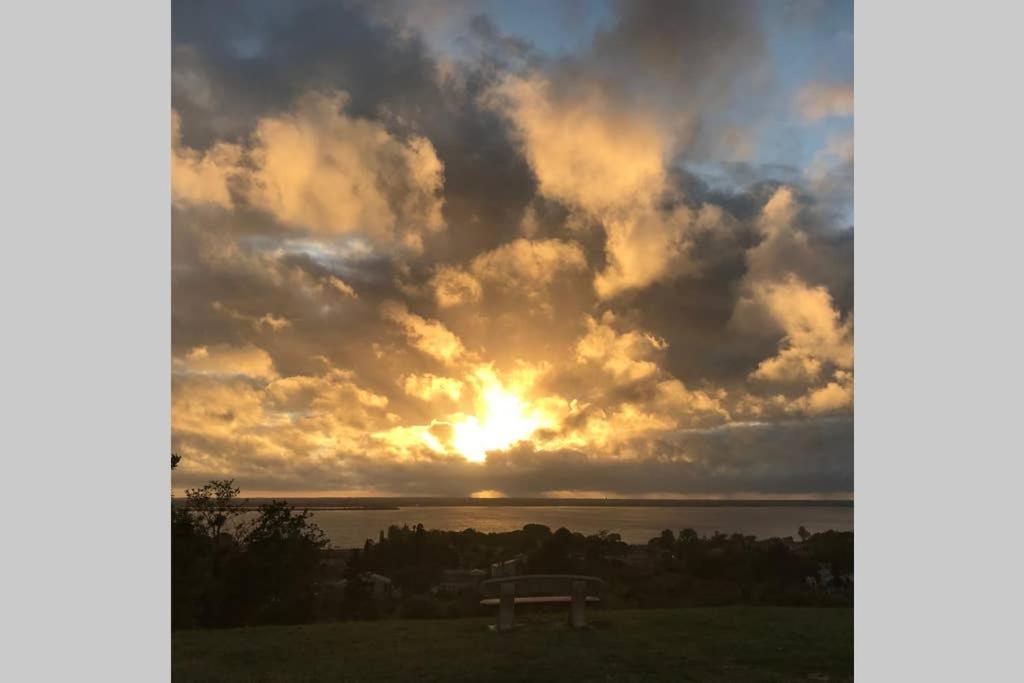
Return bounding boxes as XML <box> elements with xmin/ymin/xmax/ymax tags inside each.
<box><xmin>173</xmin><ymin>606</ymin><xmax>852</xmax><ymax>682</ymax></box>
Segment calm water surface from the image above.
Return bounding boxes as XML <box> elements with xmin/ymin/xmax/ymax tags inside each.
<box><xmin>305</xmin><ymin>505</ymin><xmax>853</xmax><ymax>548</ymax></box>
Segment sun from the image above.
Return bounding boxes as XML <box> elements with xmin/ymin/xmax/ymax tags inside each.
<box><xmin>451</xmin><ymin>385</ymin><xmax>541</xmax><ymax>462</ymax></box>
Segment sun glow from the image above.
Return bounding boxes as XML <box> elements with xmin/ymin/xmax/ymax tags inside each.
<box><xmin>451</xmin><ymin>385</ymin><xmax>541</xmax><ymax>462</ymax></box>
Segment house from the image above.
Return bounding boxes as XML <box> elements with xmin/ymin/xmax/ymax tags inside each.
<box><xmin>490</xmin><ymin>554</ymin><xmax>527</xmax><ymax>578</ymax></box>
<box><xmin>806</xmin><ymin>564</ymin><xmax>853</xmax><ymax>593</ymax></box>
<box><xmin>360</xmin><ymin>572</ymin><xmax>394</xmax><ymax>598</ymax></box>
<box><xmin>436</xmin><ymin>568</ymin><xmax>487</xmax><ymax>594</ymax></box>
<box><xmin>622</xmin><ymin>546</ymin><xmax>654</xmax><ymax>569</ymax></box>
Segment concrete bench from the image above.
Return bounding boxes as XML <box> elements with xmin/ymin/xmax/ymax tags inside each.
<box><xmin>479</xmin><ymin>574</ymin><xmax>605</xmax><ymax>631</ymax></box>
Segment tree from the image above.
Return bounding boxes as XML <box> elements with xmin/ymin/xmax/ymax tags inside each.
<box><xmin>239</xmin><ymin>501</ymin><xmax>330</xmax><ymax>624</ymax></box>
<box><xmin>171</xmin><ymin>452</ymin><xmax>181</xmax><ymax>469</ymax></box>
<box><xmin>798</xmin><ymin>526</ymin><xmax>811</xmax><ymax>542</ymax></box>
<box><xmin>184</xmin><ymin>479</ymin><xmax>248</xmax><ymax>540</ymax></box>
<box><xmin>679</xmin><ymin>528</ymin><xmax>699</xmax><ymax>544</ymax></box>
<box><xmin>244</xmin><ymin>501</ymin><xmax>328</xmax><ymax>549</ymax></box>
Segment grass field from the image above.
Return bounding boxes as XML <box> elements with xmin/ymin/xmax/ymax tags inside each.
<box><xmin>173</xmin><ymin>606</ymin><xmax>853</xmax><ymax>682</ymax></box>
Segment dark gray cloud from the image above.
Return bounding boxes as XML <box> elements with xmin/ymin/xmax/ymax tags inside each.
<box><xmin>172</xmin><ymin>418</ymin><xmax>852</xmax><ymax>496</ymax></box>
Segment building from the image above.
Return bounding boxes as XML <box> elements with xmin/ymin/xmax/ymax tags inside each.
<box><xmin>360</xmin><ymin>572</ymin><xmax>394</xmax><ymax>598</ymax></box>
<box><xmin>623</xmin><ymin>546</ymin><xmax>654</xmax><ymax>569</ymax></box>
<box><xmin>490</xmin><ymin>554</ymin><xmax>527</xmax><ymax>578</ymax></box>
<box><xmin>437</xmin><ymin>568</ymin><xmax>487</xmax><ymax>594</ymax></box>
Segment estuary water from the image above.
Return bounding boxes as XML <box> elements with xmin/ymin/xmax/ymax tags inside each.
<box><xmin>304</xmin><ymin>504</ymin><xmax>853</xmax><ymax>548</ymax></box>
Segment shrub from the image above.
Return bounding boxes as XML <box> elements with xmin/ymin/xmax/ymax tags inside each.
<box><xmin>401</xmin><ymin>595</ymin><xmax>441</xmax><ymax>619</ymax></box>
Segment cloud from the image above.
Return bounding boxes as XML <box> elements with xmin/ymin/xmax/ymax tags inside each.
<box><xmin>171</xmin><ymin>110</ymin><xmax>240</xmax><ymax>208</ymax></box>
<box><xmin>210</xmin><ymin>301</ymin><xmax>292</xmax><ymax>332</ymax></box>
<box><xmin>715</xmin><ymin>186</ymin><xmax>854</xmax><ymax>416</ymax></box>
<box><xmin>788</xmin><ymin>370</ymin><xmax>853</xmax><ymax>415</ymax></box>
<box><xmin>431</xmin><ymin>237</ymin><xmax>589</xmax><ymax>309</ymax></box>
<box><xmin>490</xmin><ymin>74</ymin><xmax>668</xmax><ymax>215</ymax></box>
<box><xmin>574</xmin><ymin>312</ymin><xmax>666</xmax><ymax>383</ymax></box>
<box><xmin>431</xmin><ymin>266</ymin><xmax>483</xmax><ymax>308</ymax></box>
<box><xmin>595</xmin><ymin>204</ymin><xmax>729</xmax><ymax>299</ymax></box>
<box><xmin>173</xmin><ymin>90</ymin><xmax>446</xmax><ymax>250</ymax></box>
<box><xmin>170</xmin><ymin>1</ymin><xmax>853</xmax><ymax>496</ymax></box>
<box><xmin>327</xmin><ymin>275</ymin><xmax>359</xmax><ymax>299</ymax></box>
<box><xmin>265</xmin><ymin>367</ymin><xmax>389</xmax><ymax>414</ymax></box>
<box><xmin>488</xmin><ymin>76</ymin><xmax>662</xmax><ymax>298</ymax></box>
<box><xmin>173</xmin><ymin>362</ymin><xmax>397</xmax><ymax>480</ymax></box>
<box><xmin>380</xmin><ymin>300</ymin><xmax>467</xmax><ymax>364</ymax></box>
<box><xmin>489</xmin><ymin>72</ymin><xmax>737</xmax><ymax>299</ymax></box>
<box><xmin>245</xmin><ymin>91</ymin><xmax>445</xmax><ymax>248</ymax></box>
<box><xmin>172</xmin><ymin>375</ymin><xmax>268</xmax><ymax>441</ymax></box>
<box><xmin>173</xmin><ymin>344</ymin><xmax>278</xmax><ymax>381</ymax></box>
<box><xmin>748</xmin><ymin>275</ymin><xmax>853</xmax><ymax>383</ymax></box>
<box><xmin>471</xmin><ymin>238</ymin><xmax>588</xmax><ymax>290</ymax></box>
<box><xmin>175</xmin><ymin>418</ymin><xmax>852</xmax><ymax>497</ymax></box>
<box><xmin>806</xmin><ymin>133</ymin><xmax>854</xmax><ymax>217</ymax></box>
<box><xmin>796</xmin><ymin>82</ymin><xmax>854</xmax><ymax>121</ymax></box>
<box><xmin>403</xmin><ymin>373</ymin><xmax>464</xmax><ymax>402</ymax></box>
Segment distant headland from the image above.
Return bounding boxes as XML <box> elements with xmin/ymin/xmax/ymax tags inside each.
<box><xmin>172</xmin><ymin>496</ymin><xmax>853</xmax><ymax>510</ymax></box>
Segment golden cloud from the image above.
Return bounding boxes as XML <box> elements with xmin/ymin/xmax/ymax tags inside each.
<box><xmin>431</xmin><ymin>266</ymin><xmax>483</xmax><ymax>308</ymax></box>
<box><xmin>327</xmin><ymin>275</ymin><xmax>359</xmax><ymax>299</ymax></box>
<box><xmin>490</xmin><ymin>74</ymin><xmax>667</xmax><ymax>214</ymax></box>
<box><xmin>210</xmin><ymin>301</ymin><xmax>292</xmax><ymax>332</ymax></box>
<box><xmin>471</xmin><ymin>238</ymin><xmax>587</xmax><ymax>289</ymax></box>
<box><xmin>173</xmin><ymin>361</ymin><xmax>396</xmax><ymax>477</ymax></box>
<box><xmin>575</xmin><ymin>312</ymin><xmax>666</xmax><ymax>383</ymax></box>
<box><xmin>246</xmin><ymin>91</ymin><xmax>444</xmax><ymax>246</ymax></box>
<box><xmin>173</xmin><ymin>344</ymin><xmax>278</xmax><ymax>381</ymax></box>
<box><xmin>490</xmin><ymin>74</ymin><xmax>729</xmax><ymax>299</ymax></box>
<box><xmin>403</xmin><ymin>373</ymin><xmax>464</xmax><ymax>402</ymax></box>
<box><xmin>595</xmin><ymin>204</ymin><xmax>727</xmax><ymax>299</ymax></box>
<box><xmin>265</xmin><ymin>368</ymin><xmax>389</xmax><ymax>415</ymax></box>
<box><xmin>172</xmin><ymin>91</ymin><xmax>446</xmax><ymax>249</ymax></box>
<box><xmin>380</xmin><ymin>300</ymin><xmax>467</xmax><ymax>364</ymax></box>
<box><xmin>171</xmin><ymin>110</ymin><xmax>241</xmax><ymax>208</ymax></box>
<box><xmin>749</xmin><ymin>275</ymin><xmax>853</xmax><ymax>383</ymax></box>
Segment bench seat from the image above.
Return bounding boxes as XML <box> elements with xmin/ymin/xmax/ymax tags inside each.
<box><xmin>479</xmin><ymin>595</ymin><xmax>600</xmax><ymax>606</ymax></box>
<box><xmin>479</xmin><ymin>574</ymin><xmax>605</xmax><ymax>630</ymax></box>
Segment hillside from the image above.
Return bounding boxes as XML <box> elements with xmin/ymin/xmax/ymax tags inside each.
<box><xmin>173</xmin><ymin>606</ymin><xmax>852</xmax><ymax>682</ymax></box>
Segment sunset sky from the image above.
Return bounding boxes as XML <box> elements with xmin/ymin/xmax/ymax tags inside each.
<box><xmin>171</xmin><ymin>0</ymin><xmax>853</xmax><ymax>498</ymax></box>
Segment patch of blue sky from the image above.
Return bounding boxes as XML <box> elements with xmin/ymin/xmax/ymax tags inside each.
<box><xmin>752</xmin><ymin>0</ymin><xmax>853</xmax><ymax>170</ymax></box>
<box><xmin>240</xmin><ymin>234</ymin><xmax>379</xmax><ymax>275</ymax></box>
<box><xmin>481</xmin><ymin>0</ymin><xmax>614</xmax><ymax>57</ymax></box>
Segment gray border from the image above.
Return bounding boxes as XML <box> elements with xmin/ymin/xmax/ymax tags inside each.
<box><xmin>855</xmin><ymin>1</ymin><xmax>1022</xmax><ymax>680</ymax></box>
<box><xmin>2</xmin><ymin>1</ymin><xmax>1022</xmax><ymax>680</ymax></box>
<box><xmin>0</xmin><ymin>1</ymin><xmax>170</xmax><ymax>680</ymax></box>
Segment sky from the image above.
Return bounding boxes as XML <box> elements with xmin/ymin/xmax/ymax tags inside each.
<box><xmin>171</xmin><ymin>0</ymin><xmax>854</xmax><ymax>498</ymax></box>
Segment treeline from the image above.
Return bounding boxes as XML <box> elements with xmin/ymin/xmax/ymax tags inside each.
<box><xmin>172</xmin><ymin>480</ymin><xmax>329</xmax><ymax>628</ymax></box>
<box><xmin>351</xmin><ymin>523</ymin><xmax>853</xmax><ymax>615</ymax></box>
<box><xmin>171</xmin><ymin>472</ymin><xmax>853</xmax><ymax>629</ymax></box>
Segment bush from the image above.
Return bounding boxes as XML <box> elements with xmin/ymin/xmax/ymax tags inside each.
<box><xmin>401</xmin><ymin>595</ymin><xmax>441</xmax><ymax>619</ymax></box>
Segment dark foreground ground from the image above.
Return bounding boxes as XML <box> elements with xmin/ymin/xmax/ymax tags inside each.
<box><xmin>173</xmin><ymin>606</ymin><xmax>852</xmax><ymax>682</ymax></box>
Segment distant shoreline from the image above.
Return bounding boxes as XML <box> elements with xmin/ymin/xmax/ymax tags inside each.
<box><xmin>172</xmin><ymin>497</ymin><xmax>853</xmax><ymax>510</ymax></box>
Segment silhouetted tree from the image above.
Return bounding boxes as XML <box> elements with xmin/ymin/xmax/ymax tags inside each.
<box><xmin>238</xmin><ymin>501</ymin><xmax>329</xmax><ymax>624</ymax></box>
<box><xmin>656</xmin><ymin>529</ymin><xmax>676</xmax><ymax>548</ymax></box>
<box><xmin>184</xmin><ymin>480</ymin><xmax>248</xmax><ymax>540</ymax></box>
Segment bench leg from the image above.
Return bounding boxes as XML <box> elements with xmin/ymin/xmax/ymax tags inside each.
<box><xmin>570</xmin><ymin>581</ymin><xmax>586</xmax><ymax>628</ymax></box>
<box><xmin>498</xmin><ymin>582</ymin><xmax>515</xmax><ymax>632</ymax></box>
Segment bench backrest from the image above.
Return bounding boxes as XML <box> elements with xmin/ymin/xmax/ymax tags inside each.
<box><xmin>478</xmin><ymin>574</ymin><xmax>605</xmax><ymax>598</ymax></box>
